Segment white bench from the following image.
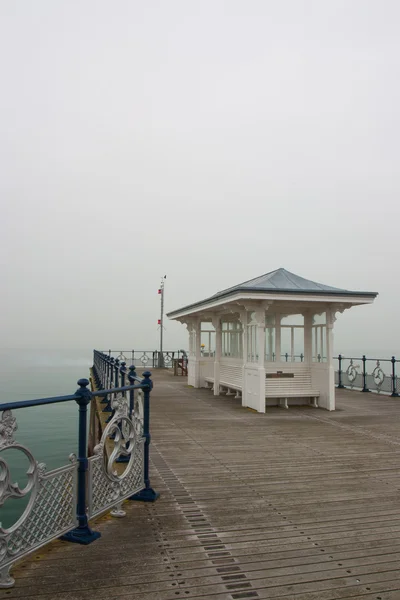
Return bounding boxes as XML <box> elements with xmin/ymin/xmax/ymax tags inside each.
<box><xmin>204</xmin><ymin>377</ymin><xmax>242</xmax><ymax>399</ymax></box>
<box><xmin>265</xmin><ymin>371</ymin><xmax>319</xmax><ymax>409</ymax></box>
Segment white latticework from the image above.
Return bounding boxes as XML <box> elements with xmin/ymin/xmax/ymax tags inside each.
<box><xmin>88</xmin><ymin>440</ymin><xmax>144</xmax><ymax>518</ymax></box>
<box><xmin>0</xmin><ymin>409</ymin><xmax>78</xmax><ymax>587</ymax></box>
<box><xmin>4</xmin><ymin>464</ymin><xmax>77</xmax><ymax>564</ymax></box>
<box><xmin>87</xmin><ymin>392</ymin><xmax>145</xmax><ymax>518</ymax></box>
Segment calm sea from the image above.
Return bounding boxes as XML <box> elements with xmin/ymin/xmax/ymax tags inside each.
<box><xmin>0</xmin><ymin>349</ymin><xmax>92</xmax><ymax>528</ymax></box>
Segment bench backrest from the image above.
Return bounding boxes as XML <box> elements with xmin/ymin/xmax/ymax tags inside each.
<box><xmin>265</xmin><ymin>369</ymin><xmax>313</xmax><ymax>392</ymax></box>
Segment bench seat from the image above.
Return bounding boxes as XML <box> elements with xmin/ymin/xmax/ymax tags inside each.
<box><xmin>265</xmin><ymin>371</ymin><xmax>319</xmax><ymax>408</ymax></box>
<box><xmin>204</xmin><ymin>377</ymin><xmax>241</xmax><ymax>398</ymax></box>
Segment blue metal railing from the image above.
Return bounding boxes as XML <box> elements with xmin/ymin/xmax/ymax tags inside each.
<box><xmin>335</xmin><ymin>354</ymin><xmax>399</xmax><ymax>397</ymax></box>
<box><xmin>103</xmin><ymin>349</ymin><xmax>187</xmax><ymax>369</ymax></box>
<box><xmin>0</xmin><ymin>350</ymin><xmax>158</xmax><ymax>588</ymax></box>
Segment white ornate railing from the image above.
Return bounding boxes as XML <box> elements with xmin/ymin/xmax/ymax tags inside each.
<box><xmin>0</xmin><ymin>409</ymin><xmax>78</xmax><ymax>587</ymax></box>
<box><xmin>88</xmin><ymin>390</ymin><xmax>145</xmax><ymax>518</ymax></box>
<box><xmin>0</xmin><ymin>355</ymin><xmax>159</xmax><ymax>589</ymax></box>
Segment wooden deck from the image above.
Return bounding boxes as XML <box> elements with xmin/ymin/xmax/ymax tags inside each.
<box><xmin>5</xmin><ymin>370</ymin><xmax>400</xmax><ymax>600</ymax></box>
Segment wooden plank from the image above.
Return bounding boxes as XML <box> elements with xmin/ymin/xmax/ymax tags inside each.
<box><xmin>7</xmin><ymin>371</ymin><xmax>400</xmax><ymax>600</ymax></box>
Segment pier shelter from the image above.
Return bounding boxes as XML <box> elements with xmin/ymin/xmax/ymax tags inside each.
<box><xmin>167</xmin><ymin>268</ymin><xmax>377</xmax><ymax>412</ymax></box>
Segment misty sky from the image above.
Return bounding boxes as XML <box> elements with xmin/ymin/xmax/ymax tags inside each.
<box><xmin>1</xmin><ymin>1</ymin><xmax>399</xmax><ymax>357</ymax></box>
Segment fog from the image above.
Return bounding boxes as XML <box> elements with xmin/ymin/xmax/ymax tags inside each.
<box><xmin>1</xmin><ymin>1</ymin><xmax>399</xmax><ymax>358</ymax></box>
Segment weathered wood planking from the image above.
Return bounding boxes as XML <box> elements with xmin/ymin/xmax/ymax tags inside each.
<box><xmin>4</xmin><ymin>369</ymin><xmax>400</xmax><ymax>600</ymax></box>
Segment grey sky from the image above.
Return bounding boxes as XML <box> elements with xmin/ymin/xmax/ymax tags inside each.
<box><xmin>1</xmin><ymin>1</ymin><xmax>399</xmax><ymax>356</ymax></box>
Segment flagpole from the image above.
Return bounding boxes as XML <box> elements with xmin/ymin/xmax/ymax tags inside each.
<box><xmin>158</xmin><ymin>276</ymin><xmax>166</xmax><ymax>367</ymax></box>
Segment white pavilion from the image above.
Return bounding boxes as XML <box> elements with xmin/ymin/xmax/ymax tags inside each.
<box><xmin>167</xmin><ymin>268</ymin><xmax>377</xmax><ymax>412</ymax></box>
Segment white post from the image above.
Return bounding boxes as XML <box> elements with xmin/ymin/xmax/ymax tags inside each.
<box><xmin>303</xmin><ymin>312</ymin><xmax>313</xmax><ymax>364</ymax></box>
<box><xmin>290</xmin><ymin>327</ymin><xmax>295</xmax><ymax>361</ymax></box>
<box><xmin>193</xmin><ymin>319</ymin><xmax>201</xmax><ymax>387</ymax></box>
<box><xmin>240</xmin><ymin>310</ymin><xmax>248</xmax><ymax>406</ymax></box>
<box><xmin>213</xmin><ymin>316</ymin><xmax>222</xmax><ymax>395</ymax></box>
<box><xmin>275</xmin><ymin>312</ymin><xmax>281</xmax><ymax>362</ymax></box>
<box><xmin>326</xmin><ymin>309</ymin><xmax>336</xmax><ymax>410</ymax></box>
<box><xmin>256</xmin><ymin>308</ymin><xmax>266</xmax><ymax>413</ymax></box>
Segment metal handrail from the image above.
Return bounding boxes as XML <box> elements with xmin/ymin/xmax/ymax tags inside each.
<box><xmin>0</xmin><ymin>352</ymin><xmax>159</xmax><ymax>589</ymax></box>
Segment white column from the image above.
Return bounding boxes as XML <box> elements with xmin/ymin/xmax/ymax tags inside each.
<box><xmin>256</xmin><ymin>308</ymin><xmax>266</xmax><ymax>413</ymax></box>
<box><xmin>326</xmin><ymin>309</ymin><xmax>336</xmax><ymax>410</ymax></box>
<box><xmin>303</xmin><ymin>312</ymin><xmax>313</xmax><ymax>364</ymax></box>
<box><xmin>275</xmin><ymin>312</ymin><xmax>281</xmax><ymax>362</ymax></box>
<box><xmin>193</xmin><ymin>319</ymin><xmax>201</xmax><ymax>387</ymax></box>
<box><xmin>212</xmin><ymin>315</ymin><xmax>222</xmax><ymax>395</ymax></box>
<box><xmin>239</xmin><ymin>310</ymin><xmax>247</xmax><ymax>406</ymax></box>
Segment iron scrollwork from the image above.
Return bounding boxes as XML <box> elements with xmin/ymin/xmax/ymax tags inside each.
<box><xmin>88</xmin><ymin>392</ymin><xmax>145</xmax><ymax>519</ymax></box>
<box><xmin>345</xmin><ymin>359</ymin><xmax>360</xmax><ymax>388</ymax></box>
<box><xmin>372</xmin><ymin>360</ymin><xmax>385</xmax><ymax>393</ymax></box>
<box><xmin>0</xmin><ymin>410</ymin><xmax>77</xmax><ymax>588</ymax></box>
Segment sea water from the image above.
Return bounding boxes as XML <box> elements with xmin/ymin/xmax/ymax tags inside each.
<box><xmin>0</xmin><ymin>349</ymin><xmax>92</xmax><ymax>529</ymax></box>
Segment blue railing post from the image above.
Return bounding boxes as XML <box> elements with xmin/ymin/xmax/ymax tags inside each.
<box><xmin>391</xmin><ymin>356</ymin><xmax>398</xmax><ymax>397</ymax></box>
<box><xmin>337</xmin><ymin>354</ymin><xmax>344</xmax><ymax>388</ymax></box>
<box><xmin>101</xmin><ymin>355</ymin><xmax>111</xmax><ymax>404</ymax></box>
<box><xmin>128</xmin><ymin>365</ymin><xmax>137</xmax><ymax>415</ymax></box>
<box><xmin>93</xmin><ymin>351</ymin><xmax>102</xmax><ymax>389</ymax></box>
<box><xmin>362</xmin><ymin>355</ymin><xmax>370</xmax><ymax>392</ymax></box>
<box><xmin>102</xmin><ymin>358</ymin><xmax>114</xmax><ymax>414</ymax></box>
<box><xmin>101</xmin><ymin>352</ymin><xmax>107</xmax><ymax>387</ymax></box>
<box><xmin>105</xmin><ymin>358</ymin><xmax>119</xmax><ymax>424</ymax></box>
<box><xmin>130</xmin><ymin>371</ymin><xmax>159</xmax><ymax>502</ymax></box>
<box><xmin>61</xmin><ymin>379</ymin><xmax>100</xmax><ymax>545</ymax></box>
<box><xmin>114</xmin><ymin>358</ymin><xmax>120</xmax><ymax>389</ymax></box>
<box><xmin>116</xmin><ymin>362</ymin><xmax>129</xmax><ymax>463</ymax></box>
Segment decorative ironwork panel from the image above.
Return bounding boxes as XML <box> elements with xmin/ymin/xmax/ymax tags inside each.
<box><xmin>163</xmin><ymin>352</ymin><xmax>173</xmax><ymax>366</ymax></box>
<box><xmin>0</xmin><ymin>410</ymin><xmax>77</xmax><ymax>585</ymax></box>
<box><xmin>88</xmin><ymin>392</ymin><xmax>145</xmax><ymax>518</ymax></box>
<box><xmin>343</xmin><ymin>359</ymin><xmax>363</xmax><ymax>389</ymax></box>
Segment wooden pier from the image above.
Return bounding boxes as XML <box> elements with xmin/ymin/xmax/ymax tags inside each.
<box><xmin>4</xmin><ymin>370</ymin><xmax>400</xmax><ymax>599</ymax></box>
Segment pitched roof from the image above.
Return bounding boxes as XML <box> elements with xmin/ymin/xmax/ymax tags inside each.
<box><xmin>167</xmin><ymin>268</ymin><xmax>378</xmax><ymax>318</ymax></box>
<box><xmin>212</xmin><ymin>268</ymin><xmax>351</xmax><ymax>297</ymax></box>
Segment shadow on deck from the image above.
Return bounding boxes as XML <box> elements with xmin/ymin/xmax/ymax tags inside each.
<box><xmin>4</xmin><ymin>370</ymin><xmax>400</xmax><ymax>600</ymax></box>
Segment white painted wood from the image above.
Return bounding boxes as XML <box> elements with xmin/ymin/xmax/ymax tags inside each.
<box><xmin>171</xmin><ymin>270</ymin><xmax>376</xmax><ymax>413</ymax></box>
<box><xmin>213</xmin><ymin>315</ymin><xmax>221</xmax><ymax>396</ymax></box>
<box><xmin>240</xmin><ymin>310</ymin><xmax>248</xmax><ymax>408</ymax></box>
<box><xmin>303</xmin><ymin>312</ymin><xmax>313</xmax><ymax>364</ymax></box>
<box><xmin>275</xmin><ymin>311</ymin><xmax>281</xmax><ymax>362</ymax></box>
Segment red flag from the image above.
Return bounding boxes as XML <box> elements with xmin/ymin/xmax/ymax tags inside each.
<box><xmin>158</xmin><ymin>319</ymin><xmax>161</xmax><ymax>325</ymax></box>
<box><xmin>158</xmin><ymin>289</ymin><xmax>162</xmax><ymax>294</ymax></box>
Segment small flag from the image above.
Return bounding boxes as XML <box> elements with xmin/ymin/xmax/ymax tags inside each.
<box><xmin>158</xmin><ymin>319</ymin><xmax>161</xmax><ymax>325</ymax></box>
<box><xmin>158</xmin><ymin>289</ymin><xmax>162</xmax><ymax>294</ymax></box>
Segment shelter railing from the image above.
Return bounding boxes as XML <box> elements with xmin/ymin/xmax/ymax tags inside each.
<box><xmin>0</xmin><ymin>351</ymin><xmax>158</xmax><ymax>589</ymax></box>
<box><xmin>334</xmin><ymin>354</ymin><xmax>399</xmax><ymax>397</ymax></box>
<box><xmin>103</xmin><ymin>349</ymin><xmax>187</xmax><ymax>369</ymax></box>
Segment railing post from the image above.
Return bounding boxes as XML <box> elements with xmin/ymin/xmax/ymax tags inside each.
<box><xmin>105</xmin><ymin>358</ymin><xmax>118</xmax><ymax>423</ymax></box>
<box><xmin>102</xmin><ymin>358</ymin><xmax>114</xmax><ymax>414</ymax></box>
<box><xmin>101</xmin><ymin>353</ymin><xmax>107</xmax><ymax>387</ymax></box>
<box><xmin>391</xmin><ymin>356</ymin><xmax>399</xmax><ymax>397</ymax></box>
<box><xmin>116</xmin><ymin>362</ymin><xmax>129</xmax><ymax>463</ymax></box>
<box><xmin>61</xmin><ymin>379</ymin><xmax>100</xmax><ymax>544</ymax></box>
<box><xmin>362</xmin><ymin>355</ymin><xmax>370</xmax><ymax>392</ymax></box>
<box><xmin>337</xmin><ymin>354</ymin><xmax>344</xmax><ymax>388</ymax></box>
<box><xmin>130</xmin><ymin>371</ymin><xmax>159</xmax><ymax>502</ymax></box>
<box><xmin>114</xmin><ymin>358</ymin><xmax>120</xmax><ymax>388</ymax></box>
<box><xmin>101</xmin><ymin>356</ymin><xmax>110</xmax><ymax>403</ymax></box>
<box><xmin>128</xmin><ymin>365</ymin><xmax>137</xmax><ymax>415</ymax></box>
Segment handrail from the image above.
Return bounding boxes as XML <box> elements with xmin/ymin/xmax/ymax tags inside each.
<box><xmin>0</xmin><ymin>354</ymin><xmax>159</xmax><ymax>589</ymax></box>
